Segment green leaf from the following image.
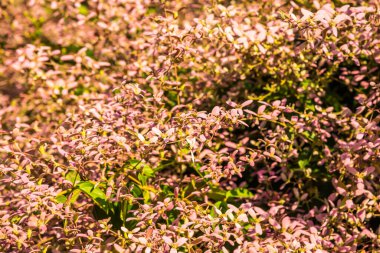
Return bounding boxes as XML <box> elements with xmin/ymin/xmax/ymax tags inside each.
<box><xmin>55</xmin><ymin>188</ymin><xmax>82</xmax><ymax>204</ymax></box>
<box><xmin>192</xmin><ymin>163</ymin><xmax>205</xmax><ymax>178</ymax></box>
<box><xmin>298</xmin><ymin>160</ymin><xmax>309</xmax><ymax>170</ymax></box>
<box><xmin>138</xmin><ymin>165</ymin><xmax>155</xmax><ymax>185</ymax></box>
<box><xmin>137</xmin><ymin>173</ymin><xmax>147</xmax><ymax>185</ymax></box>
<box><xmin>143</xmin><ymin>190</ymin><xmax>150</xmax><ymax>203</ymax></box>
<box><xmin>78</xmin><ymin>4</ymin><xmax>89</xmax><ymax>16</ymax></box>
<box><xmin>146</xmin><ymin>6</ymin><xmax>157</xmax><ymax>15</ymax></box>
<box><xmin>208</xmin><ymin>187</ymin><xmax>253</xmax><ymax>202</ymax></box>
<box><xmin>131</xmin><ymin>184</ymin><xmax>142</xmax><ymax>198</ymax></box>
<box><xmin>225</xmin><ymin>188</ymin><xmax>254</xmax><ymax>200</ymax></box>
<box><xmin>124</xmin><ymin>159</ymin><xmax>142</xmax><ymax>170</ymax></box>
<box><xmin>55</xmin><ymin>194</ymin><xmax>67</xmax><ymax>203</ymax></box>
<box><xmin>74</xmin><ymin>85</ymin><xmax>86</xmax><ymax>96</ymax></box>
<box><xmin>161</xmin><ymin>185</ymin><xmax>173</xmax><ymax>196</ymax></box>
<box><xmin>142</xmin><ymin>165</ymin><xmax>154</xmax><ymax>177</ymax></box>
<box><xmin>69</xmin><ymin>189</ymin><xmax>82</xmax><ymax>203</ymax></box>
<box><xmin>77</xmin><ymin>181</ymin><xmax>108</xmax><ymax>211</ymax></box>
<box><xmin>65</xmin><ymin>170</ymin><xmax>81</xmax><ymax>185</ymax></box>
<box><xmin>207</xmin><ymin>187</ymin><xmax>227</xmax><ymax>201</ymax></box>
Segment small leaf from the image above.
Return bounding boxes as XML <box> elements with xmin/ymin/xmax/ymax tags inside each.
<box><xmin>225</xmin><ymin>188</ymin><xmax>254</xmax><ymax>200</ymax></box>
<box><xmin>256</xmin><ymin>223</ymin><xmax>263</xmax><ymax>235</ymax></box>
<box><xmin>298</xmin><ymin>160</ymin><xmax>309</xmax><ymax>169</ymax></box>
<box><xmin>78</xmin><ymin>4</ymin><xmax>89</xmax><ymax>16</ymax></box>
<box><xmin>124</xmin><ymin>159</ymin><xmax>142</xmax><ymax>170</ymax></box>
<box><xmin>55</xmin><ymin>194</ymin><xmax>67</xmax><ymax>203</ymax></box>
<box><xmin>257</xmin><ymin>105</ymin><xmax>266</xmax><ymax>114</ymax></box>
<box><xmin>137</xmin><ymin>133</ymin><xmax>145</xmax><ymax>142</ymax></box>
<box><xmin>69</xmin><ymin>189</ymin><xmax>82</xmax><ymax>203</ymax></box>
<box><xmin>163</xmin><ymin>236</ymin><xmax>173</xmax><ymax>245</ymax></box>
<box><xmin>212</xmin><ymin>106</ymin><xmax>221</xmax><ymax>116</ymax></box>
<box><xmin>241</xmin><ymin>100</ymin><xmax>253</xmax><ymax>108</ymax></box>
<box><xmin>301</xmin><ymin>8</ymin><xmax>313</xmax><ymax>19</ymax></box>
<box><xmin>151</xmin><ymin>127</ymin><xmax>162</xmax><ymax>136</ymax></box>
<box><xmin>142</xmin><ymin>165</ymin><xmax>154</xmax><ymax>177</ymax></box>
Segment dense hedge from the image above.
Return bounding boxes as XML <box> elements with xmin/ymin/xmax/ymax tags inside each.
<box><xmin>0</xmin><ymin>0</ymin><xmax>379</xmax><ymax>252</ymax></box>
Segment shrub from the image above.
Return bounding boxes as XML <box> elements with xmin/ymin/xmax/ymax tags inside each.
<box><xmin>0</xmin><ymin>0</ymin><xmax>379</xmax><ymax>252</ymax></box>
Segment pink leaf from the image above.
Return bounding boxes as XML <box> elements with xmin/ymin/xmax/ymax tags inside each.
<box><xmin>314</xmin><ymin>10</ymin><xmax>331</xmax><ymax>22</ymax></box>
<box><xmin>354</xmin><ymin>75</ymin><xmax>365</xmax><ymax>82</ymax></box>
<box><xmin>225</xmin><ymin>141</ymin><xmax>237</xmax><ymax>148</ymax></box>
<box><xmin>334</xmin><ymin>14</ymin><xmax>351</xmax><ymax>24</ymax></box>
<box><xmin>345</xmin><ymin>199</ymin><xmax>355</xmax><ymax>209</ymax></box>
<box><xmin>163</xmin><ymin>236</ymin><xmax>173</xmax><ymax>245</ymax></box>
<box><xmin>152</xmin><ymin>127</ymin><xmax>162</xmax><ymax>136</ymax></box>
<box><xmin>139</xmin><ymin>237</ymin><xmax>148</xmax><ymax>245</ymax></box>
<box><xmin>364</xmin><ymin>166</ymin><xmax>375</xmax><ymax>175</ymax></box>
<box><xmin>212</xmin><ymin>106</ymin><xmax>221</xmax><ymax>116</ymax></box>
<box><xmin>257</xmin><ymin>105</ymin><xmax>266</xmax><ymax>114</ymax></box>
<box><xmin>137</xmin><ymin>133</ymin><xmax>145</xmax><ymax>142</ymax></box>
<box><xmin>301</xmin><ymin>8</ymin><xmax>313</xmax><ymax>19</ymax></box>
<box><xmin>346</xmin><ymin>166</ymin><xmax>358</xmax><ymax>175</ymax></box>
<box><xmin>60</xmin><ymin>55</ymin><xmax>74</xmax><ymax>61</ymax></box>
<box><xmin>282</xmin><ymin>217</ymin><xmax>291</xmax><ymax>230</ymax></box>
<box><xmin>356</xmin><ymin>133</ymin><xmax>364</xmax><ymax>140</ymax></box>
<box><xmin>241</xmin><ymin>100</ymin><xmax>253</xmax><ymax>108</ymax></box>
<box><xmin>358</xmin><ymin>209</ymin><xmax>366</xmax><ymax>222</ymax></box>
<box><xmin>255</xmin><ymin>223</ymin><xmax>262</xmax><ymax>235</ymax></box>
<box><xmin>272</xmin><ymin>100</ymin><xmax>281</xmax><ymax>107</ymax></box>
<box><xmin>227</xmin><ymin>101</ymin><xmax>237</xmax><ymax>108</ymax></box>
<box><xmin>177</xmin><ymin>237</ymin><xmax>188</xmax><ymax>246</ymax></box>
<box><xmin>269</xmin><ymin>218</ymin><xmax>281</xmax><ymax>230</ymax></box>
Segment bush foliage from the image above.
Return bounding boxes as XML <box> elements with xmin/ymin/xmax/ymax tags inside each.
<box><xmin>0</xmin><ymin>0</ymin><xmax>379</xmax><ymax>252</ymax></box>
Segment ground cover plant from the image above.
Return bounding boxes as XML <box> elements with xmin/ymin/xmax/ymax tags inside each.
<box><xmin>0</xmin><ymin>0</ymin><xmax>379</xmax><ymax>252</ymax></box>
